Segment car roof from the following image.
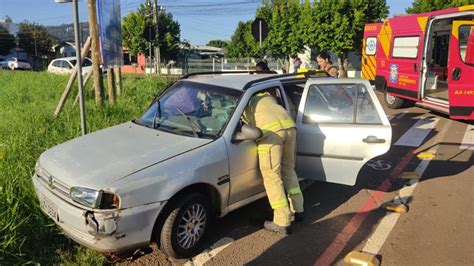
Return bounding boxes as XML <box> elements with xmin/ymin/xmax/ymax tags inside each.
<box><xmin>52</xmin><ymin>57</ymin><xmax>91</xmax><ymax>62</ymax></box>
<box><xmin>187</xmin><ymin>74</ymin><xmax>278</xmax><ymax>90</ymax></box>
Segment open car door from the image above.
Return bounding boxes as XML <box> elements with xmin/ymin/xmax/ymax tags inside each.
<box><xmin>295</xmin><ymin>78</ymin><xmax>391</xmax><ymax>186</ymax></box>
<box><xmin>448</xmin><ymin>20</ymin><xmax>474</xmax><ymax>120</ymax></box>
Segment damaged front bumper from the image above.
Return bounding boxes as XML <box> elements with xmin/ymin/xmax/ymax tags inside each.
<box><xmin>32</xmin><ymin>176</ymin><xmax>166</xmax><ymax>253</ymax></box>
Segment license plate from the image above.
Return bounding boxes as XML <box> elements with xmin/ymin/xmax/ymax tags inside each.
<box><xmin>38</xmin><ymin>192</ymin><xmax>58</xmax><ymax>220</ymax></box>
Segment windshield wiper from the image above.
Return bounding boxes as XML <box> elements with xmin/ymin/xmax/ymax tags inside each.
<box><xmin>153</xmin><ymin>99</ymin><xmax>161</xmax><ymax>129</ymax></box>
<box><xmin>175</xmin><ymin>107</ymin><xmax>201</xmax><ymax>138</ymax></box>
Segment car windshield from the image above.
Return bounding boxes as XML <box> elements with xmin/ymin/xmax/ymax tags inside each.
<box><xmin>136</xmin><ymin>80</ymin><xmax>241</xmax><ymax>139</ymax></box>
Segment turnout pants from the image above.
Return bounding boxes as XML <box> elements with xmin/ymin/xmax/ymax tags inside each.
<box><xmin>257</xmin><ymin>127</ymin><xmax>304</xmax><ymax>227</ymax></box>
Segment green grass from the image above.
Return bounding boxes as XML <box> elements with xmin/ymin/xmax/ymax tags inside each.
<box><xmin>0</xmin><ymin>70</ymin><xmax>170</xmax><ymax>264</ymax></box>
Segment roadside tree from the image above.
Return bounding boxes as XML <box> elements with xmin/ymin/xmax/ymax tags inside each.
<box><xmin>0</xmin><ymin>25</ymin><xmax>15</xmax><ymax>56</ymax></box>
<box><xmin>264</xmin><ymin>0</ymin><xmax>305</xmax><ymax>72</ymax></box>
<box><xmin>306</xmin><ymin>0</ymin><xmax>388</xmax><ymax>77</ymax></box>
<box><xmin>122</xmin><ymin>3</ymin><xmax>180</xmax><ymax>62</ymax></box>
<box><xmin>206</xmin><ymin>40</ymin><xmax>229</xmax><ymax>49</ymax></box>
<box><xmin>17</xmin><ymin>22</ymin><xmax>55</xmax><ymax>57</ymax></box>
<box><xmin>406</xmin><ymin>0</ymin><xmax>473</xmax><ymax>14</ymax></box>
<box><xmin>227</xmin><ymin>21</ymin><xmax>260</xmax><ymax>58</ymax></box>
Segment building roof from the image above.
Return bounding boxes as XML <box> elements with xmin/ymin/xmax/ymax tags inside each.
<box><xmin>193</xmin><ymin>45</ymin><xmax>223</xmax><ymax>52</ymax></box>
<box><xmin>53</xmin><ymin>41</ymin><xmax>76</xmax><ymax>49</ymax></box>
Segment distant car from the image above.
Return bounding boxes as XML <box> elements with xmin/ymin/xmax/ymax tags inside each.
<box><xmin>1</xmin><ymin>57</ymin><xmax>32</xmax><ymax>70</ymax></box>
<box><xmin>33</xmin><ymin>71</ymin><xmax>392</xmax><ymax>259</ymax></box>
<box><xmin>47</xmin><ymin>57</ymin><xmax>93</xmax><ymax>75</ymax></box>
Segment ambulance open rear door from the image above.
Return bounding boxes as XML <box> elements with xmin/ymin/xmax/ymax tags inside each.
<box><xmin>448</xmin><ymin>21</ymin><xmax>474</xmax><ymax>120</ymax></box>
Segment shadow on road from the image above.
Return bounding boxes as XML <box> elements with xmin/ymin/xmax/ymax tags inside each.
<box><xmin>127</xmin><ymin>108</ymin><xmax>472</xmax><ymax>264</ymax></box>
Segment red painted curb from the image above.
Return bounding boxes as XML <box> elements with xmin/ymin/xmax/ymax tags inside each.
<box><xmin>314</xmin><ymin>151</ymin><xmax>415</xmax><ymax>266</ymax></box>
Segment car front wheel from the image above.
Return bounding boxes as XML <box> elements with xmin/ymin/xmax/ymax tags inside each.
<box><xmin>159</xmin><ymin>193</ymin><xmax>210</xmax><ymax>258</ymax></box>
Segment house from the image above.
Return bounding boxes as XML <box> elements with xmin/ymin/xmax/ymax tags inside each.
<box><xmin>121</xmin><ymin>48</ymin><xmax>147</xmax><ymax>74</ymax></box>
<box><xmin>0</xmin><ymin>17</ymin><xmax>19</xmax><ymax>36</ymax></box>
<box><xmin>53</xmin><ymin>42</ymin><xmax>77</xmax><ymax>57</ymax></box>
<box><xmin>189</xmin><ymin>45</ymin><xmax>224</xmax><ymax>58</ymax></box>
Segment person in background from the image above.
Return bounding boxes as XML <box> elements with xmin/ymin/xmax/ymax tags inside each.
<box><xmin>255</xmin><ymin>60</ymin><xmax>270</xmax><ymax>72</ymax></box>
<box><xmin>242</xmin><ymin>90</ymin><xmax>305</xmax><ymax>235</ymax></box>
<box><xmin>293</xmin><ymin>56</ymin><xmax>302</xmax><ymax>73</ymax></box>
<box><xmin>316</xmin><ymin>51</ymin><xmax>338</xmax><ymax>77</ymax></box>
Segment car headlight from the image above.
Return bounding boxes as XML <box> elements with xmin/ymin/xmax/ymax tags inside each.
<box><xmin>35</xmin><ymin>161</ymin><xmax>41</xmax><ymax>175</ymax></box>
<box><xmin>70</xmin><ymin>187</ymin><xmax>120</xmax><ymax>209</ymax></box>
<box><xmin>35</xmin><ymin>160</ymin><xmax>48</xmax><ymax>177</ymax></box>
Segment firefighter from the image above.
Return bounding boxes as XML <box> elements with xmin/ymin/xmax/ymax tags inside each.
<box><xmin>243</xmin><ymin>90</ymin><xmax>304</xmax><ymax>235</ymax></box>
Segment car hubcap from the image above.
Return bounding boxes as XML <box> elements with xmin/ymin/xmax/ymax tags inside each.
<box><xmin>386</xmin><ymin>93</ymin><xmax>396</xmax><ymax>104</ymax></box>
<box><xmin>177</xmin><ymin>203</ymin><xmax>206</xmax><ymax>249</ymax></box>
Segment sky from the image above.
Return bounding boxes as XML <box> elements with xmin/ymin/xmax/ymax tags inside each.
<box><xmin>0</xmin><ymin>0</ymin><xmax>413</xmax><ymax>45</ymax></box>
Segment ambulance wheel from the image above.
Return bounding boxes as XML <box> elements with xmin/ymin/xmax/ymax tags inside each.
<box><xmin>159</xmin><ymin>193</ymin><xmax>210</xmax><ymax>259</ymax></box>
<box><xmin>384</xmin><ymin>91</ymin><xmax>405</xmax><ymax>109</ymax></box>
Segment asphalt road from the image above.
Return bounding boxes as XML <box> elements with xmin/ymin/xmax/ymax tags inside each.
<box><xmin>123</xmin><ymin>93</ymin><xmax>474</xmax><ymax>266</ymax></box>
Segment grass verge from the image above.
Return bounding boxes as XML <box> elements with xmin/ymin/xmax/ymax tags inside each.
<box><xmin>0</xmin><ymin>70</ymin><xmax>169</xmax><ymax>264</ymax></box>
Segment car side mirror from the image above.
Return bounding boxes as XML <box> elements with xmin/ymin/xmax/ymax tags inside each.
<box><xmin>232</xmin><ymin>124</ymin><xmax>262</xmax><ymax>143</ymax></box>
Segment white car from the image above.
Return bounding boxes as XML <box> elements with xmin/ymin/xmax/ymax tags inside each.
<box><xmin>32</xmin><ymin>71</ymin><xmax>392</xmax><ymax>259</ymax></box>
<box><xmin>2</xmin><ymin>57</ymin><xmax>32</xmax><ymax>70</ymax></box>
<box><xmin>47</xmin><ymin>57</ymin><xmax>93</xmax><ymax>75</ymax></box>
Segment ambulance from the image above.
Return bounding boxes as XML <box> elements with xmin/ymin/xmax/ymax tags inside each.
<box><xmin>362</xmin><ymin>5</ymin><xmax>474</xmax><ymax>120</ymax></box>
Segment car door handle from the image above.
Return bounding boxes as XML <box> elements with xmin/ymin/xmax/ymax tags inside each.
<box><xmin>452</xmin><ymin>67</ymin><xmax>461</xmax><ymax>81</ymax></box>
<box><xmin>414</xmin><ymin>63</ymin><xmax>418</xmax><ymax>72</ymax></box>
<box><xmin>363</xmin><ymin>136</ymin><xmax>386</xmax><ymax>144</ymax></box>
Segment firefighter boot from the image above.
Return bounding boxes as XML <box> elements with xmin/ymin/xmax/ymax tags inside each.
<box><xmin>264</xmin><ymin>221</ymin><xmax>290</xmax><ymax>236</ymax></box>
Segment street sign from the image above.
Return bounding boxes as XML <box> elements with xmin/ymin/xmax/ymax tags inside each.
<box><xmin>251</xmin><ymin>18</ymin><xmax>269</xmax><ymax>43</ymax></box>
<box><xmin>144</xmin><ymin>26</ymin><xmax>156</xmax><ymax>42</ymax></box>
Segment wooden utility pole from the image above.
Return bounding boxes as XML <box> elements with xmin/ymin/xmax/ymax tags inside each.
<box><xmin>113</xmin><ymin>66</ymin><xmax>122</xmax><ymax>96</ymax></box>
<box><xmin>153</xmin><ymin>0</ymin><xmax>161</xmax><ymax>75</ymax></box>
<box><xmin>87</xmin><ymin>0</ymin><xmax>104</xmax><ymax>105</ymax></box>
<box><xmin>54</xmin><ymin>37</ymin><xmax>92</xmax><ymax>117</ymax></box>
<box><xmin>107</xmin><ymin>68</ymin><xmax>115</xmax><ymax>104</ymax></box>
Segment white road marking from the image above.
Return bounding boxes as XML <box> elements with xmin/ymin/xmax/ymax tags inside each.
<box><xmin>185</xmin><ymin>237</ymin><xmax>234</xmax><ymax>266</ymax></box>
<box><xmin>362</xmin><ymin>120</ymin><xmax>452</xmax><ymax>255</ymax></box>
<box><xmin>394</xmin><ymin>117</ymin><xmax>439</xmax><ymax>147</ymax></box>
<box><xmin>460</xmin><ymin>124</ymin><xmax>474</xmax><ymax>150</ymax></box>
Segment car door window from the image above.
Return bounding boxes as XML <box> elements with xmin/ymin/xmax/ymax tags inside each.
<box><xmin>303</xmin><ymin>84</ymin><xmax>382</xmax><ymax>124</ymax></box>
<box><xmin>64</xmin><ymin>61</ymin><xmax>73</xmax><ymax>69</ymax></box>
<box><xmin>82</xmin><ymin>58</ymin><xmax>93</xmax><ymax>66</ymax></box>
<box><xmin>296</xmin><ymin>80</ymin><xmax>391</xmax><ymax>186</ymax></box>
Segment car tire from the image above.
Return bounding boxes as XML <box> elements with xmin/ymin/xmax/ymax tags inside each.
<box><xmin>384</xmin><ymin>90</ymin><xmax>405</xmax><ymax>109</ymax></box>
<box><xmin>159</xmin><ymin>193</ymin><xmax>210</xmax><ymax>259</ymax></box>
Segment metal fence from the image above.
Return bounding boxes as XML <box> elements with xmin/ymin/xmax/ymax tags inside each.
<box><xmin>184</xmin><ymin>58</ymin><xmax>282</xmax><ymax>74</ymax></box>
<box><xmin>142</xmin><ymin>57</ymin><xmax>283</xmax><ymax>75</ymax></box>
